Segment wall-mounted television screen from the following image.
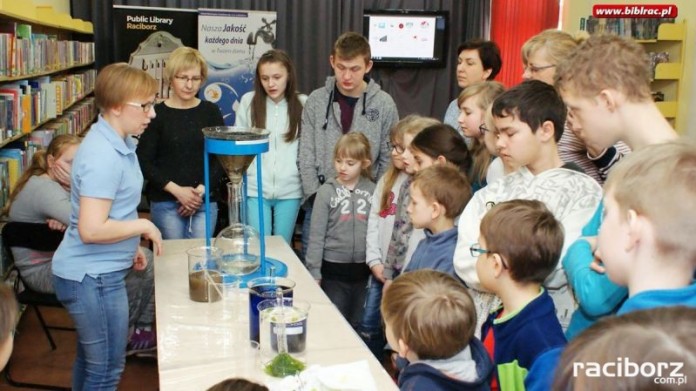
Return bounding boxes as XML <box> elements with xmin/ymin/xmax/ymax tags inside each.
<box><xmin>363</xmin><ymin>9</ymin><xmax>448</xmax><ymax>67</ymax></box>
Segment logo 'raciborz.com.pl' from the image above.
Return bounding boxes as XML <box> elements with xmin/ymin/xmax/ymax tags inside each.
<box><xmin>573</xmin><ymin>357</ymin><xmax>687</xmax><ymax>386</ymax></box>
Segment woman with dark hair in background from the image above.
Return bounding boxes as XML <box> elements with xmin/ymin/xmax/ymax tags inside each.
<box><xmin>443</xmin><ymin>39</ymin><xmax>502</xmax><ymax>144</ymax></box>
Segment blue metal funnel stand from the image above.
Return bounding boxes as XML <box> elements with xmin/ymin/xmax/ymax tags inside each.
<box><xmin>202</xmin><ymin>126</ymin><xmax>288</xmax><ymax>284</ymax></box>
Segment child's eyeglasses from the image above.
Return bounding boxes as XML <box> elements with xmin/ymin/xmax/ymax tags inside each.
<box><xmin>479</xmin><ymin>123</ymin><xmax>490</xmax><ymax>135</ymax></box>
<box><xmin>469</xmin><ymin>243</ymin><xmax>491</xmax><ymax>257</ymax></box>
<box><xmin>470</xmin><ymin>243</ymin><xmax>508</xmax><ymax>269</ymax></box>
<box><xmin>391</xmin><ymin>143</ymin><xmax>405</xmax><ymax>154</ymax></box>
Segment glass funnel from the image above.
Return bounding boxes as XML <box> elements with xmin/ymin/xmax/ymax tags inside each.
<box><xmin>202</xmin><ymin>126</ymin><xmax>270</xmax><ymax>277</ymax></box>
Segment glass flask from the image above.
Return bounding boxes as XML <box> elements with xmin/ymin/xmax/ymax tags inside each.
<box><xmin>203</xmin><ymin>126</ymin><xmax>270</xmax><ymax>277</ymax></box>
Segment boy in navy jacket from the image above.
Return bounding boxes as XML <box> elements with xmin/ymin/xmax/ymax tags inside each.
<box><xmin>382</xmin><ymin>270</ymin><xmax>493</xmax><ymax>391</ymax></box>
<box><xmin>475</xmin><ymin>200</ymin><xmax>567</xmax><ymax>390</ymax></box>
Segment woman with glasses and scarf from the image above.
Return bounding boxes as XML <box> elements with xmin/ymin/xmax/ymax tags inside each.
<box><xmin>137</xmin><ymin>46</ymin><xmax>225</xmax><ymax>239</ymax></box>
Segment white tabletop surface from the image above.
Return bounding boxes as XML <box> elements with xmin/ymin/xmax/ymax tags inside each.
<box><xmin>155</xmin><ymin>237</ymin><xmax>398</xmax><ymax>390</ymax></box>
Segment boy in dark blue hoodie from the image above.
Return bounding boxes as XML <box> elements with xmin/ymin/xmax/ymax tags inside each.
<box><xmin>381</xmin><ymin>269</ymin><xmax>493</xmax><ymax>391</ymax></box>
<box><xmin>475</xmin><ymin>200</ymin><xmax>567</xmax><ymax>391</ymax></box>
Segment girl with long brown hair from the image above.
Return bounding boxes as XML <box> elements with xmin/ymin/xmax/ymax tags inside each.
<box><xmin>235</xmin><ymin>49</ymin><xmax>307</xmax><ymax>244</ymax></box>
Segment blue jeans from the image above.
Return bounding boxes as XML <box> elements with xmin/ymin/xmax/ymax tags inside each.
<box><xmin>246</xmin><ymin>197</ymin><xmax>301</xmax><ymax>245</ymax></box>
<box><xmin>54</xmin><ymin>269</ymin><xmax>130</xmax><ymax>391</ymax></box>
<box><xmin>150</xmin><ymin>201</ymin><xmax>218</xmax><ymax>240</ymax></box>
<box><xmin>358</xmin><ymin>276</ymin><xmax>386</xmax><ymax>359</ymax></box>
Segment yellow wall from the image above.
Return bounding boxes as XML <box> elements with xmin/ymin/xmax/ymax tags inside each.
<box><xmin>562</xmin><ymin>0</ymin><xmax>694</xmax><ymax>138</ymax></box>
<box><xmin>33</xmin><ymin>0</ymin><xmax>69</xmax><ymax>15</ymax></box>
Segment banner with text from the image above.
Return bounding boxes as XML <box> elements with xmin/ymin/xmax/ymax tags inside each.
<box><xmin>113</xmin><ymin>5</ymin><xmax>198</xmax><ymax>99</ymax></box>
<box><xmin>198</xmin><ymin>9</ymin><xmax>277</xmax><ymax>126</ymax></box>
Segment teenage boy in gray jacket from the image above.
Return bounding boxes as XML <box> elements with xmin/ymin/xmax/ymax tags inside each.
<box><xmin>298</xmin><ymin>32</ymin><xmax>399</xmax><ymax>259</ymax></box>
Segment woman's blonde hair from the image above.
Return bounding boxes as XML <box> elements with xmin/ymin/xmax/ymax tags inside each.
<box><xmin>379</xmin><ymin>115</ymin><xmax>440</xmax><ymax>212</ymax></box>
<box><xmin>334</xmin><ymin>133</ymin><xmax>373</xmax><ymax>180</ymax></box>
<box><xmin>3</xmin><ymin>134</ymin><xmax>81</xmax><ymax>216</ymax></box>
<box><xmin>457</xmin><ymin>81</ymin><xmax>506</xmax><ymax>183</ymax></box>
<box><xmin>164</xmin><ymin>46</ymin><xmax>208</xmax><ymax>82</ymax></box>
<box><xmin>94</xmin><ymin>63</ymin><xmax>158</xmax><ymax>112</ymax></box>
<box><xmin>521</xmin><ymin>29</ymin><xmax>585</xmax><ymax>66</ymax></box>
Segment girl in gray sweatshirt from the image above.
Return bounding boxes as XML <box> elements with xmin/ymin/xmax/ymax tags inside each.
<box><xmin>306</xmin><ymin>133</ymin><xmax>376</xmax><ymax>329</ymax></box>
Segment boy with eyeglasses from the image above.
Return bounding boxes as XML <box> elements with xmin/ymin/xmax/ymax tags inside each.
<box><xmin>474</xmin><ymin>199</ymin><xmax>567</xmax><ymax>391</ymax></box>
<box><xmin>452</xmin><ymin>80</ymin><xmax>602</xmax><ymax>336</ymax></box>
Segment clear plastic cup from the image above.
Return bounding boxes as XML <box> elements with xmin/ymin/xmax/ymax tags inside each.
<box><xmin>207</xmin><ymin>279</ymin><xmax>246</xmax><ymax>320</ymax></box>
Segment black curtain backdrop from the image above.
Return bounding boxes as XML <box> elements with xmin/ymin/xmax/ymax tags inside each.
<box><xmin>71</xmin><ymin>0</ymin><xmax>489</xmax><ymax>119</ymax></box>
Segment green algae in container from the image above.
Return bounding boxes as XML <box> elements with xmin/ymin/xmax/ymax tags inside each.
<box><xmin>264</xmin><ymin>352</ymin><xmax>306</xmax><ymax>377</ymax></box>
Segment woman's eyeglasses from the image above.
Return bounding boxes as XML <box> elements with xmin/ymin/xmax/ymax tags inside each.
<box><xmin>126</xmin><ymin>99</ymin><xmax>157</xmax><ymax>113</ymax></box>
<box><xmin>173</xmin><ymin>75</ymin><xmax>203</xmax><ymax>84</ymax></box>
<box><xmin>523</xmin><ymin>64</ymin><xmax>556</xmax><ymax>74</ymax></box>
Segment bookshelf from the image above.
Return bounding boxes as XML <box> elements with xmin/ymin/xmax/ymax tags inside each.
<box><xmin>638</xmin><ymin>22</ymin><xmax>686</xmax><ymax>129</ymax></box>
<box><xmin>0</xmin><ymin>1</ymin><xmax>97</xmax><ymax>224</ymax></box>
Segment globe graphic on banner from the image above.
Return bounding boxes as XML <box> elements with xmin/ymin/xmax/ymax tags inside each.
<box><xmin>202</xmin><ymin>58</ymin><xmax>256</xmax><ymax>126</ymax></box>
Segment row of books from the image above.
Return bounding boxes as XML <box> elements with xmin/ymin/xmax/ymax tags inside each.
<box><xmin>0</xmin><ymin>68</ymin><xmax>96</xmax><ymax>141</ymax></box>
<box><xmin>582</xmin><ymin>17</ymin><xmax>676</xmax><ymax>40</ymax></box>
<box><xmin>0</xmin><ymin>22</ymin><xmax>95</xmax><ymax>78</ymax></box>
<box><xmin>0</xmin><ymin>97</ymin><xmax>96</xmax><ymax>211</ymax></box>
<box><xmin>31</xmin><ymin>97</ymin><xmax>97</xmax><ymax>145</ymax></box>
<box><xmin>0</xmin><ymin>146</ymin><xmax>29</xmax><ymax>209</ymax></box>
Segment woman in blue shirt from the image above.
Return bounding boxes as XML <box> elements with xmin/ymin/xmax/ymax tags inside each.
<box><xmin>52</xmin><ymin>63</ymin><xmax>163</xmax><ymax>389</ymax></box>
